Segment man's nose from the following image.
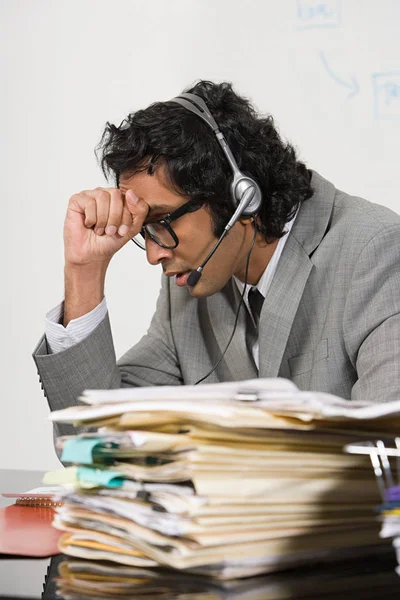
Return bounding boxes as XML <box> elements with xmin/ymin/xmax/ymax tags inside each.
<box><xmin>146</xmin><ymin>238</ymin><xmax>174</xmax><ymax>265</ymax></box>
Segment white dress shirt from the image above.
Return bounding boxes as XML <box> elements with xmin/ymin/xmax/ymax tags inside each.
<box><xmin>45</xmin><ymin>298</ymin><xmax>108</xmax><ymax>354</ymax></box>
<box><xmin>45</xmin><ymin>212</ymin><xmax>297</xmax><ymax>361</ymax></box>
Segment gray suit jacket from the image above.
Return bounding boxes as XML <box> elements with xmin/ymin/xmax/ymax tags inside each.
<box><xmin>33</xmin><ymin>171</ymin><xmax>400</xmax><ymax>438</ymax></box>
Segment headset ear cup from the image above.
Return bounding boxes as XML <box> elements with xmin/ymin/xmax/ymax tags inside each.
<box><xmin>243</xmin><ymin>186</ymin><xmax>262</xmax><ymax>217</ymax></box>
<box><xmin>228</xmin><ymin>176</ymin><xmax>238</xmax><ymax>212</ymax></box>
<box><xmin>233</xmin><ymin>178</ymin><xmax>262</xmax><ymax>217</ymax></box>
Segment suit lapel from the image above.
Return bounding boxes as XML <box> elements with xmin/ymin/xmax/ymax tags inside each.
<box><xmin>258</xmin><ymin>237</ymin><xmax>313</xmax><ymax>377</ymax></box>
<box><xmin>258</xmin><ymin>170</ymin><xmax>336</xmax><ymax>378</ymax></box>
<box><xmin>207</xmin><ymin>280</ymin><xmax>258</xmax><ymax>381</ymax></box>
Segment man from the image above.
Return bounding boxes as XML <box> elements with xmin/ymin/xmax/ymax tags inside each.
<box><xmin>33</xmin><ymin>80</ymin><xmax>400</xmax><ymax>440</ymax></box>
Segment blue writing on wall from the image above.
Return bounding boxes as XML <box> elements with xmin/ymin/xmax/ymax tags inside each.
<box><xmin>373</xmin><ymin>72</ymin><xmax>400</xmax><ymax>120</ymax></box>
<box><xmin>319</xmin><ymin>51</ymin><xmax>359</xmax><ymax>99</ymax></box>
<box><xmin>297</xmin><ymin>0</ymin><xmax>341</xmax><ymax>29</ymax></box>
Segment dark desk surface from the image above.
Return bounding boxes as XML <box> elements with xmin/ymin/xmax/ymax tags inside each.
<box><xmin>2</xmin><ymin>469</ymin><xmax>400</xmax><ymax>600</ymax></box>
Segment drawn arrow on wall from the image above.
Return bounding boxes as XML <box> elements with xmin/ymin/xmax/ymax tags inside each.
<box><xmin>319</xmin><ymin>51</ymin><xmax>360</xmax><ymax>99</ymax></box>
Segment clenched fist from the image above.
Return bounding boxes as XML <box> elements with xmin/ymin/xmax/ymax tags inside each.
<box><xmin>64</xmin><ymin>187</ymin><xmax>149</xmax><ymax>267</ymax></box>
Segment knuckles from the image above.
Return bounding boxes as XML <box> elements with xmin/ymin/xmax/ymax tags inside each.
<box><xmin>96</xmin><ymin>190</ymin><xmax>111</xmax><ymax>202</ymax></box>
<box><xmin>68</xmin><ymin>188</ymin><xmax>127</xmax><ymax>230</ymax></box>
<box><xmin>69</xmin><ymin>188</ymin><xmax>125</xmax><ymax>206</ymax></box>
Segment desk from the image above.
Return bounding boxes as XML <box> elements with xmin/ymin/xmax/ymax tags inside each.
<box><xmin>0</xmin><ymin>469</ymin><xmax>51</xmax><ymax>600</ymax></box>
<box><xmin>2</xmin><ymin>469</ymin><xmax>400</xmax><ymax>599</ymax></box>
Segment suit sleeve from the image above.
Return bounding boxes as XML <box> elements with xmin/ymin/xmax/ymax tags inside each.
<box><xmin>33</xmin><ymin>275</ymin><xmax>182</xmax><ymax>440</ymax></box>
<box><xmin>343</xmin><ymin>224</ymin><xmax>400</xmax><ymax>402</ymax></box>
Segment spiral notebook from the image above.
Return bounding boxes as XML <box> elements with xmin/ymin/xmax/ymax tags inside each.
<box><xmin>0</xmin><ymin>501</ymin><xmax>63</xmax><ymax>556</ymax></box>
<box><xmin>1</xmin><ymin>486</ymin><xmax>63</xmax><ymax>556</ymax></box>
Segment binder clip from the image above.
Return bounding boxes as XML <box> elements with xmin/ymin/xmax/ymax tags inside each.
<box><xmin>234</xmin><ymin>390</ymin><xmax>260</xmax><ymax>402</ymax></box>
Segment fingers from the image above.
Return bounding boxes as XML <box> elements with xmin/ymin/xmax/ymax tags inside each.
<box><xmin>92</xmin><ymin>189</ymin><xmax>112</xmax><ymax>235</ymax></box>
<box><xmin>78</xmin><ymin>188</ymin><xmax>124</xmax><ymax>237</ymax></box>
<box><xmin>83</xmin><ymin>197</ymin><xmax>97</xmax><ymax>229</ymax></box>
<box><xmin>118</xmin><ymin>204</ymin><xmax>134</xmax><ymax>237</ymax></box>
<box><xmin>105</xmin><ymin>189</ymin><xmax>124</xmax><ymax>236</ymax></box>
<box><xmin>70</xmin><ymin>187</ymin><xmax>149</xmax><ymax>239</ymax></box>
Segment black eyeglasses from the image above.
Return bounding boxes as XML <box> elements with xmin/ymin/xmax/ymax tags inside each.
<box><xmin>131</xmin><ymin>197</ymin><xmax>204</xmax><ymax>250</ymax></box>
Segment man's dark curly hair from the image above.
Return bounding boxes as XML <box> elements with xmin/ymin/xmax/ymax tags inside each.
<box><xmin>96</xmin><ymin>80</ymin><xmax>313</xmax><ymax>241</ymax></box>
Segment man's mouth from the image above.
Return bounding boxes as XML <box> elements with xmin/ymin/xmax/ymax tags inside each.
<box><xmin>175</xmin><ymin>271</ymin><xmax>191</xmax><ymax>287</ymax></box>
<box><xmin>164</xmin><ymin>270</ymin><xmax>192</xmax><ymax>287</ymax></box>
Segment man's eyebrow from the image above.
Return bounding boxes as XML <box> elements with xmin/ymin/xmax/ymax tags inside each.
<box><xmin>147</xmin><ymin>204</ymin><xmax>173</xmax><ymax>214</ymax></box>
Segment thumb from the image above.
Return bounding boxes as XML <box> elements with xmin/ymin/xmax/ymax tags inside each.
<box><xmin>121</xmin><ymin>189</ymin><xmax>149</xmax><ymax>236</ymax></box>
<box><xmin>125</xmin><ymin>189</ymin><xmax>149</xmax><ymax>217</ymax></box>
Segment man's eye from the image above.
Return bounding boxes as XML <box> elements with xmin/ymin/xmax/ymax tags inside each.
<box><xmin>144</xmin><ymin>220</ymin><xmax>161</xmax><ymax>229</ymax></box>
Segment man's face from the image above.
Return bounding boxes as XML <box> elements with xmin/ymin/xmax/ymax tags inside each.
<box><xmin>119</xmin><ymin>167</ymin><xmax>253</xmax><ymax>298</ymax></box>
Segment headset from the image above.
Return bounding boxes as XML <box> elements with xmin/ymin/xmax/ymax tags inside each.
<box><xmin>170</xmin><ymin>93</ymin><xmax>262</xmax><ymax>287</ymax></box>
<box><xmin>169</xmin><ymin>93</ymin><xmax>263</xmax><ymax>384</ymax></box>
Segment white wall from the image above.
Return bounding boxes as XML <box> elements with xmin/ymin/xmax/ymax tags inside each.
<box><xmin>1</xmin><ymin>0</ymin><xmax>399</xmax><ymax>470</ymax></box>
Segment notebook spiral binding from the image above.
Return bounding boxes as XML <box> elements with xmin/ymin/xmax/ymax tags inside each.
<box><xmin>15</xmin><ymin>497</ymin><xmax>64</xmax><ymax>508</ymax></box>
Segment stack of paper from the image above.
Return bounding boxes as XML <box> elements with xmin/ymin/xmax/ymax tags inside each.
<box><xmin>46</xmin><ymin>378</ymin><xmax>400</xmax><ymax>581</ymax></box>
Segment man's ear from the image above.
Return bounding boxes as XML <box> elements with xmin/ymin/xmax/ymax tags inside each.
<box><xmin>239</xmin><ymin>216</ymin><xmax>255</xmax><ymax>226</ymax></box>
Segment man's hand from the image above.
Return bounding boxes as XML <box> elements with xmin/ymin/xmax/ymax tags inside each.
<box><xmin>64</xmin><ymin>187</ymin><xmax>149</xmax><ymax>267</ymax></box>
<box><xmin>62</xmin><ymin>187</ymin><xmax>148</xmax><ymax>326</ymax></box>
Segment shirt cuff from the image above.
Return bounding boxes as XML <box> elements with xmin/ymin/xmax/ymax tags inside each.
<box><xmin>45</xmin><ymin>298</ymin><xmax>108</xmax><ymax>354</ymax></box>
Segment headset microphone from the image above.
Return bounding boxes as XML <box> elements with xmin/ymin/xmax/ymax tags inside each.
<box><xmin>187</xmin><ymin>186</ymin><xmax>256</xmax><ymax>287</ymax></box>
<box><xmin>187</xmin><ymin>229</ymin><xmax>228</xmax><ymax>287</ymax></box>
<box><xmin>170</xmin><ymin>93</ymin><xmax>262</xmax><ymax>287</ymax></box>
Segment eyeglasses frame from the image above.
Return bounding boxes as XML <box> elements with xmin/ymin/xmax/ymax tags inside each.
<box><xmin>131</xmin><ymin>196</ymin><xmax>204</xmax><ymax>250</ymax></box>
